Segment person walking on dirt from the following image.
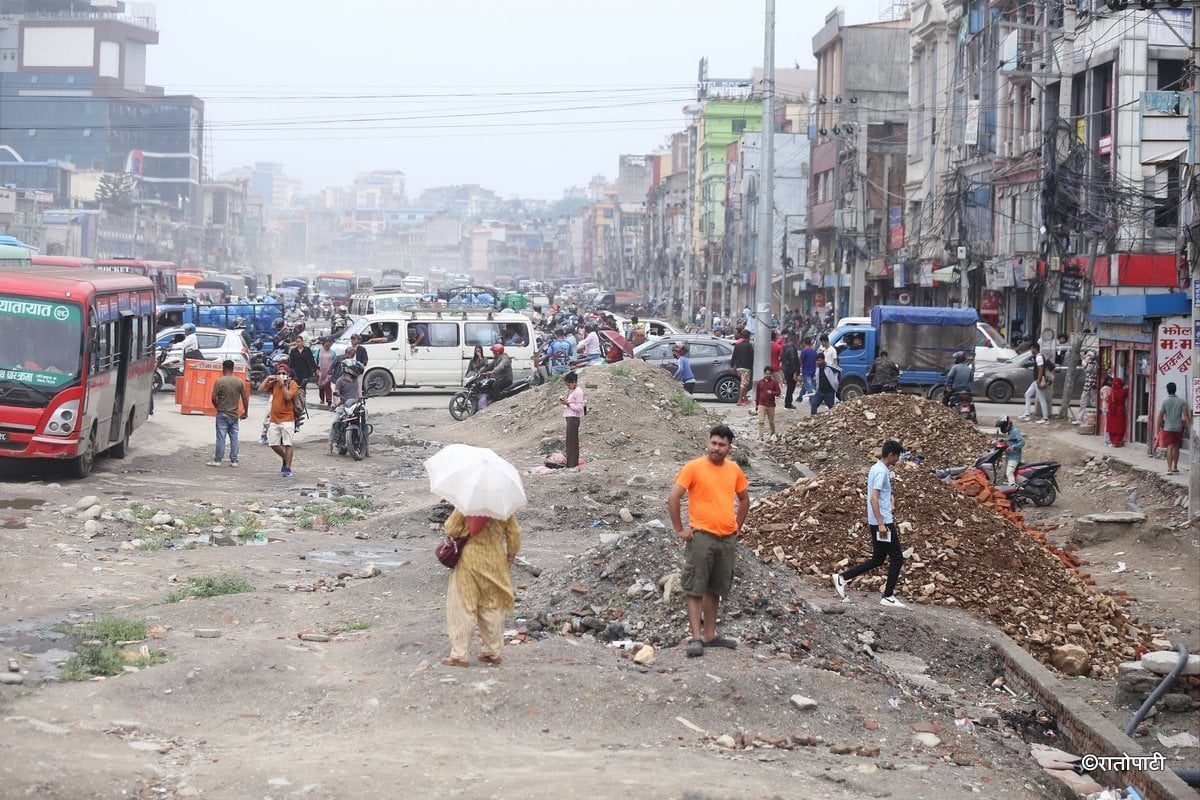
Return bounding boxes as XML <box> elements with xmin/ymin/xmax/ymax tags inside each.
<box><xmin>832</xmin><ymin>440</ymin><xmax>907</xmax><ymax>609</ymax></box>
<box><xmin>810</xmin><ymin>353</ymin><xmax>839</xmax><ymax>415</ymax></box>
<box><xmin>667</xmin><ymin>424</ymin><xmax>750</xmax><ymax>658</ymax></box>
<box><xmin>731</xmin><ymin>331</ymin><xmax>754</xmax><ymax>405</ymax></box>
<box><xmin>781</xmin><ymin>333</ymin><xmax>801</xmax><ymax>409</ymax></box>
<box><xmin>440</xmin><ymin>509</ymin><xmax>522</xmax><ymax>668</ymax></box>
<box><xmin>1020</xmin><ymin>342</ymin><xmax>1051</xmax><ymax>424</ymax></box>
<box><xmin>559</xmin><ymin>370</ymin><xmax>585</xmax><ymax>468</ymax></box>
<box><xmin>316</xmin><ymin>338</ymin><xmax>336</xmax><ymax>409</ymax></box>
<box><xmin>755</xmin><ymin>366</ymin><xmax>781</xmax><ymax>439</ymax></box>
<box><xmin>261</xmin><ymin>361</ymin><xmax>299</xmax><ymax>477</ymax></box>
<box><xmin>1106</xmin><ymin>377</ymin><xmax>1129</xmax><ymax>447</ymax></box>
<box><xmin>1156</xmin><ymin>381</ymin><xmax>1190</xmax><ymax>475</ymax></box>
<box><xmin>207</xmin><ymin>359</ymin><xmax>249</xmax><ymax>467</ymax></box>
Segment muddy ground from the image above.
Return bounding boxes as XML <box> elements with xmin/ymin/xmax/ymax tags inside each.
<box><xmin>0</xmin><ymin>363</ymin><xmax>1196</xmax><ymax>800</ymax></box>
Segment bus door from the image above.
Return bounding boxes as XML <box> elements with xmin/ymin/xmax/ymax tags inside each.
<box><xmin>109</xmin><ymin>313</ymin><xmax>134</xmax><ymax>445</ymax></box>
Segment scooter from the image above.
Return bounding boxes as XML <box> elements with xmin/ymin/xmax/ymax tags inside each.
<box><xmin>153</xmin><ymin>347</ymin><xmax>184</xmax><ymax>392</ymax></box>
<box><xmin>936</xmin><ymin>441</ymin><xmax>1060</xmax><ymax>507</ymax></box>
<box><xmin>449</xmin><ymin>373</ymin><xmax>535</xmax><ymax>420</ymax></box>
<box><xmin>331</xmin><ymin>398</ymin><xmax>372</xmax><ymax>461</ymax></box>
<box><xmin>943</xmin><ymin>388</ymin><xmax>978</xmax><ymax>423</ymax></box>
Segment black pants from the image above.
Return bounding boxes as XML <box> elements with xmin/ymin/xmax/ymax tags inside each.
<box><xmin>565</xmin><ymin>416</ymin><xmax>580</xmax><ymax>468</ymax></box>
<box><xmin>784</xmin><ymin>372</ymin><xmax>797</xmax><ymax>407</ymax></box>
<box><xmin>842</xmin><ymin>521</ymin><xmax>904</xmax><ymax>597</ymax></box>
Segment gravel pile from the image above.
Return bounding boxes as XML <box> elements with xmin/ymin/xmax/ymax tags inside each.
<box><xmin>773</xmin><ymin>394</ymin><xmax>994</xmax><ymax>473</ymax></box>
<box><xmin>740</xmin><ymin>464</ymin><xmax>1152</xmax><ymax>676</ymax></box>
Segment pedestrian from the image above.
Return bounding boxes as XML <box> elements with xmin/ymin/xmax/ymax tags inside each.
<box><xmin>1020</xmin><ymin>342</ymin><xmax>1051</xmax><ymax>424</ymax></box>
<box><xmin>831</xmin><ymin>440</ymin><xmax>908</xmax><ymax>609</ymax></box>
<box><xmin>440</xmin><ymin>509</ymin><xmax>522</xmax><ymax>668</ymax></box>
<box><xmin>667</xmin><ymin>424</ymin><xmax>750</xmax><ymax>658</ymax></box>
<box><xmin>350</xmin><ymin>334</ymin><xmax>369</xmax><ymax>366</ymax></box>
<box><xmin>559</xmin><ymin>370</ymin><xmax>585</xmax><ymax>468</ymax></box>
<box><xmin>731</xmin><ymin>330</ymin><xmax>754</xmax><ymax>405</ymax></box>
<box><xmin>316</xmin><ymin>337</ymin><xmax>336</xmax><ymax>408</ymax></box>
<box><xmin>1072</xmin><ymin>351</ymin><xmax>1099</xmax><ymax>425</ymax></box>
<box><xmin>781</xmin><ymin>332</ymin><xmax>800</xmax><ymax>409</ymax></box>
<box><xmin>819</xmin><ymin>333</ymin><xmax>838</xmax><ymax>369</ymax></box>
<box><xmin>207</xmin><ymin>359</ymin><xmax>249</xmax><ymax>467</ymax></box>
<box><xmin>260</xmin><ymin>360</ymin><xmax>299</xmax><ymax>477</ymax></box>
<box><xmin>810</xmin><ymin>352</ymin><xmax>839</xmax><ymax>415</ymax></box>
<box><xmin>769</xmin><ymin>330</ymin><xmax>783</xmax><ymax>374</ymax></box>
<box><xmin>800</xmin><ymin>336</ymin><xmax>818</xmax><ymax>398</ymax></box>
<box><xmin>755</xmin><ymin>366</ymin><xmax>781</xmax><ymax>438</ymax></box>
<box><xmin>742</xmin><ymin>305</ymin><xmax>755</xmax><ymax>334</ymax></box>
<box><xmin>672</xmin><ymin>342</ymin><xmax>696</xmax><ymax>394</ymax></box>
<box><xmin>1099</xmin><ymin>376</ymin><xmax>1114</xmax><ymax>445</ymax></box>
<box><xmin>1156</xmin><ymin>381</ymin><xmax>1190</xmax><ymax>474</ymax></box>
<box><xmin>1106</xmin><ymin>377</ymin><xmax>1129</xmax><ymax>447</ymax></box>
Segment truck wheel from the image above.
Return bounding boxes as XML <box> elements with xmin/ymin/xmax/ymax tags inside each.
<box><xmin>363</xmin><ymin>369</ymin><xmax>394</xmax><ymax>397</ymax></box>
<box><xmin>987</xmin><ymin>381</ymin><xmax>1014</xmax><ymax>403</ymax></box>
<box><xmin>838</xmin><ymin>380</ymin><xmax>865</xmax><ymax>401</ymax></box>
<box><xmin>926</xmin><ymin>383</ymin><xmax>945</xmax><ymax>401</ymax></box>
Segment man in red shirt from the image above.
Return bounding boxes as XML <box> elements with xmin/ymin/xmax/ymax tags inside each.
<box><xmin>755</xmin><ymin>366</ymin><xmax>781</xmax><ymax>438</ymax></box>
<box><xmin>770</xmin><ymin>330</ymin><xmax>783</xmax><ymax>373</ymax></box>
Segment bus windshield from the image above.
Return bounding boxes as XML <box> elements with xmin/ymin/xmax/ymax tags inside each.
<box><xmin>315</xmin><ymin>277</ymin><xmax>353</xmax><ymax>298</ymax></box>
<box><xmin>0</xmin><ymin>295</ymin><xmax>83</xmax><ymax>404</ymax></box>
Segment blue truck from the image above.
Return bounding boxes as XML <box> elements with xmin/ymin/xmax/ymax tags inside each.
<box><xmin>829</xmin><ymin>305</ymin><xmax>979</xmax><ymax>400</ymax></box>
<box><xmin>155</xmin><ymin>300</ymin><xmax>284</xmax><ymax>342</ymax></box>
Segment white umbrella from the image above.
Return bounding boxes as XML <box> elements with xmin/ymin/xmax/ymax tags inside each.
<box><xmin>424</xmin><ymin>443</ymin><xmax>527</xmax><ymax>519</ymax></box>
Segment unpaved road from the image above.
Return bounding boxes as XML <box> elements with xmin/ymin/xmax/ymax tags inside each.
<box><xmin>0</xmin><ymin>379</ymin><xmax>1194</xmax><ymax>800</ymax></box>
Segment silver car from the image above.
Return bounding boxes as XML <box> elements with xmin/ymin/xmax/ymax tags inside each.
<box><xmin>633</xmin><ymin>335</ymin><xmax>742</xmax><ymax>402</ymax></box>
<box><xmin>973</xmin><ymin>350</ymin><xmax>1085</xmax><ymax>403</ymax></box>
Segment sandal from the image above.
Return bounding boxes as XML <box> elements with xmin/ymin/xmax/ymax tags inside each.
<box><xmin>440</xmin><ymin>656</ymin><xmax>468</xmax><ymax>667</ymax></box>
<box><xmin>478</xmin><ymin>654</ymin><xmax>502</xmax><ymax>666</ymax></box>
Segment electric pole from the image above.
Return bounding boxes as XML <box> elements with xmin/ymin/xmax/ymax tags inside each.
<box><xmin>754</xmin><ymin>0</ymin><xmax>776</xmax><ymax>371</ymax></box>
<box><xmin>1190</xmin><ymin>0</ymin><xmax>1199</xmax><ymax>520</ymax></box>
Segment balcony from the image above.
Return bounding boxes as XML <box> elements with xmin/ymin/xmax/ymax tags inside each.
<box><xmin>16</xmin><ymin>10</ymin><xmax>157</xmax><ymax>33</ymax></box>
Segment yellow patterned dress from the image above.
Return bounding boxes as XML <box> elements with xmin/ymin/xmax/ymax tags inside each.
<box><xmin>444</xmin><ymin>510</ymin><xmax>521</xmax><ymax>663</ymax></box>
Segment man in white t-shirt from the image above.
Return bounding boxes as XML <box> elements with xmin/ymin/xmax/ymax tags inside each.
<box><xmin>832</xmin><ymin>440</ymin><xmax>907</xmax><ymax>608</ymax></box>
<box><xmin>819</xmin><ymin>333</ymin><xmax>838</xmax><ymax>369</ymax></box>
<box><xmin>1020</xmin><ymin>342</ymin><xmax>1050</xmax><ymax>424</ymax></box>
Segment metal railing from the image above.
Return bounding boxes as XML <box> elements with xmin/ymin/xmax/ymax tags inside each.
<box><xmin>16</xmin><ymin>11</ymin><xmax>156</xmax><ymax>32</ymax></box>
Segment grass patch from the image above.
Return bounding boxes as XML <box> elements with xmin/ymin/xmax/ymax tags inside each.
<box><xmin>544</xmin><ymin>372</ymin><xmax>563</xmax><ymax>385</ymax></box>
<box><xmin>56</xmin><ymin>617</ymin><xmax>168</xmax><ymax>681</ymax></box>
<box><xmin>610</xmin><ymin>365</ymin><xmax>633</xmax><ymax>378</ymax></box>
<box><xmin>347</xmin><ymin>620</ymin><xmax>372</xmax><ymax>631</ymax></box>
<box><xmin>670</xmin><ymin>392</ymin><xmax>700</xmax><ymax>416</ymax></box>
<box><xmin>165</xmin><ymin>574</ymin><xmax>254</xmax><ymax>603</ymax></box>
<box><xmin>179</xmin><ymin>509</ymin><xmax>222</xmax><ymax>529</ymax></box>
<box><xmin>297</xmin><ymin>496</ymin><xmax>375</xmax><ymax>529</ymax></box>
<box><xmin>77</xmin><ymin>618</ymin><xmax>146</xmax><ymax>645</ymax></box>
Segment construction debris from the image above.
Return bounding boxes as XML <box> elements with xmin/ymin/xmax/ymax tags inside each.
<box><xmin>740</xmin><ymin>463</ymin><xmax>1151</xmax><ymax>675</ymax></box>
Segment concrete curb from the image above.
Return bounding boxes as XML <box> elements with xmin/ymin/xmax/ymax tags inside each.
<box><xmin>996</xmin><ymin>637</ymin><xmax>1196</xmax><ymax>800</ymax></box>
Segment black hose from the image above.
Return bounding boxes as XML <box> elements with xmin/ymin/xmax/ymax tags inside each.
<box><xmin>1125</xmin><ymin>643</ymin><xmax>1190</xmax><ymax>737</ymax></box>
<box><xmin>1176</xmin><ymin>769</ymin><xmax>1200</xmax><ymax>787</ymax></box>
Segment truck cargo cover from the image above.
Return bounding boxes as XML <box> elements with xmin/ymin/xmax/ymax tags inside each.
<box><xmin>869</xmin><ymin>306</ymin><xmax>979</xmax><ymax>327</ymax></box>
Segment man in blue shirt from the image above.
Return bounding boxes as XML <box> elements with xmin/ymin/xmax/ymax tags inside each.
<box><xmin>832</xmin><ymin>440</ymin><xmax>907</xmax><ymax>608</ymax></box>
<box><xmin>799</xmin><ymin>337</ymin><xmax>818</xmax><ymax>398</ymax></box>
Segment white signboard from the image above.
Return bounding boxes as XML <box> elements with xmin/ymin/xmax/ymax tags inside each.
<box><xmin>1155</xmin><ymin>316</ymin><xmax>1193</xmax><ymax>424</ymax></box>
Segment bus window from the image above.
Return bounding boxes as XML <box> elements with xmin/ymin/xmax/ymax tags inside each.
<box><xmin>427</xmin><ymin>323</ymin><xmax>460</xmax><ymax>348</ymax></box>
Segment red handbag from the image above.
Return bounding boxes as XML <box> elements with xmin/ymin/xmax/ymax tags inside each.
<box><xmin>435</xmin><ymin>535</ymin><xmax>469</xmax><ymax>568</ymax></box>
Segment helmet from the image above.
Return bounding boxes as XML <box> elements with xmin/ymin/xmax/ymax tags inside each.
<box><xmin>342</xmin><ymin>360</ymin><xmax>364</xmax><ymax>377</ymax></box>
<box><xmin>953</xmin><ymin>351</ymin><xmax>966</xmax><ymax>363</ymax></box>
<box><xmin>271</xmin><ymin>318</ymin><xmax>285</xmax><ymax>331</ymax></box>
<box><xmin>585</xmin><ymin>322</ymin><xmax>598</xmax><ymax>333</ymax></box>
<box><xmin>233</xmin><ymin>316</ymin><xmax>247</xmax><ymax>329</ymax></box>
<box><xmin>271</xmin><ymin>351</ymin><xmax>290</xmax><ymax>365</ymax></box>
<box><xmin>996</xmin><ymin>415</ymin><xmax>1012</xmax><ymax>434</ymax></box>
<box><xmin>491</xmin><ymin>343</ymin><xmax>505</xmax><ymax>356</ymax></box>
<box><xmin>183</xmin><ymin>323</ymin><xmax>196</xmax><ymax>333</ymax></box>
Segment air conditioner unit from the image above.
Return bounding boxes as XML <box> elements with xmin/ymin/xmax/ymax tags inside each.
<box><xmin>1001</xmin><ymin>141</ymin><xmax>1014</xmax><ymax>158</ymax></box>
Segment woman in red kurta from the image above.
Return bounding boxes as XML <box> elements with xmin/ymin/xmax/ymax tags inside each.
<box><xmin>1106</xmin><ymin>377</ymin><xmax>1129</xmax><ymax>447</ymax></box>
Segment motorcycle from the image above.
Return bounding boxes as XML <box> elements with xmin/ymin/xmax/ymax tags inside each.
<box><xmin>944</xmin><ymin>388</ymin><xmax>978</xmax><ymax>423</ymax></box>
<box><xmin>153</xmin><ymin>347</ymin><xmax>184</xmax><ymax>392</ymax></box>
<box><xmin>449</xmin><ymin>372</ymin><xmax>535</xmax><ymax>420</ymax></box>
<box><xmin>248</xmin><ymin>345</ymin><xmax>268</xmax><ymax>389</ymax></box>
<box><xmin>936</xmin><ymin>440</ymin><xmax>1060</xmax><ymax>507</ymax></box>
<box><xmin>330</xmin><ymin>314</ymin><xmax>350</xmax><ymax>338</ymax></box>
<box><xmin>331</xmin><ymin>398</ymin><xmax>372</xmax><ymax>461</ymax></box>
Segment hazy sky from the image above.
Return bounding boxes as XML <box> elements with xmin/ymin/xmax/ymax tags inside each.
<box><xmin>149</xmin><ymin>0</ymin><xmax>890</xmax><ymax>200</ymax></box>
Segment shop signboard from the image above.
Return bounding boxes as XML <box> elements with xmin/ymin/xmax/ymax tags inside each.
<box><xmin>1155</xmin><ymin>316</ymin><xmax>1193</xmax><ymax>418</ymax></box>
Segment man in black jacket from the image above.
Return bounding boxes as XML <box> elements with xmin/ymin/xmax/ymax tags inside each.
<box><xmin>730</xmin><ymin>330</ymin><xmax>755</xmax><ymax>406</ymax></box>
<box><xmin>781</xmin><ymin>333</ymin><xmax>801</xmax><ymax>409</ymax></box>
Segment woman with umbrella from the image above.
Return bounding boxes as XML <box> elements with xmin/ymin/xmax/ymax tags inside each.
<box><xmin>1106</xmin><ymin>376</ymin><xmax>1129</xmax><ymax>447</ymax></box>
<box><xmin>425</xmin><ymin>445</ymin><xmax>525</xmax><ymax>667</ymax></box>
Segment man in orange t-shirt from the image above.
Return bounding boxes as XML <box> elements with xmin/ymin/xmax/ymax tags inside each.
<box><xmin>667</xmin><ymin>424</ymin><xmax>750</xmax><ymax>658</ymax></box>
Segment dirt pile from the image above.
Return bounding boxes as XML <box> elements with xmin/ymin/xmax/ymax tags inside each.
<box><xmin>461</xmin><ymin>359</ymin><xmax>715</xmax><ymax>462</ymax></box>
<box><xmin>740</xmin><ymin>464</ymin><xmax>1152</xmax><ymax>675</ymax></box>
<box><xmin>773</xmin><ymin>394</ymin><xmax>994</xmax><ymax>473</ymax></box>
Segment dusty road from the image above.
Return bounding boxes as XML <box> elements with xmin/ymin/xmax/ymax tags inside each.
<box><xmin>0</xmin><ymin>368</ymin><xmax>1195</xmax><ymax>800</ymax></box>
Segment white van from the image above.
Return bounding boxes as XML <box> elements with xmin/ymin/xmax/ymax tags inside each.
<box><xmin>833</xmin><ymin>317</ymin><xmax>1016</xmax><ymax>363</ymax></box>
<box><xmin>336</xmin><ymin>310</ymin><xmax>535</xmax><ymax>396</ymax></box>
<box><xmin>347</xmin><ymin>291</ymin><xmax>423</xmax><ymax>316</ymax></box>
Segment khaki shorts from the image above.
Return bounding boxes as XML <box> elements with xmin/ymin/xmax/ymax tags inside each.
<box><xmin>267</xmin><ymin>422</ymin><xmax>294</xmax><ymax>447</ymax></box>
<box><xmin>681</xmin><ymin>530</ymin><xmax>737</xmax><ymax>598</ymax></box>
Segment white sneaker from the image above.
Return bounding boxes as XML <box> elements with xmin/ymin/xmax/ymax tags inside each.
<box><xmin>1070</xmin><ymin>420</ymin><xmax>1079</xmax><ymax>425</ymax></box>
<box><xmin>229</xmin><ymin>461</ymin><xmax>239</xmax><ymax>467</ymax></box>
<box><xmin>1019</xmin><ymin>415</ymin><xmax>1032</xmax><ymax>421</ymax></box>
<box><xmin>880</xmin><ymin>596</ymin><xmax>908</xmax><ymax>609</ymax></box>
<box><xmin>205</xmin><ymin>460</ymin><xmax>221</xmax><ymax>467</ymax></box>
<box><xmin>1036</xmin><ymin>419</ymin><xmax>1049</xmax><ymax>425</ymax></box>
<box><xmin>832</xmin><ymin>573</ymin><xmax>847</xmax><ymax>599</ymax></box>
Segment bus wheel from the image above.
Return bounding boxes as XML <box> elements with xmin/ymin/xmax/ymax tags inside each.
<box><xmin>68</xmin><ymin>426</ymin><xmax>97</xmax><ymax>479</ymax></box>
<box><xmin>109</xmin><ymin>414</ymin><xmax>133</xmax><ymax>459</ymax></box>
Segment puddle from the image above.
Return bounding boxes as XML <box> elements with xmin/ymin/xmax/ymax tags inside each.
<box><xmin>306</xmin><ymin>547</ymin><xmax>414</xmax><ymax>568</ymax></box>
<box><xmin>0</xmin><ymin>498</ymin><xmax>46</xmax><ymax>510</ymax></box>
<box><xmin>0</xmin><ymin>625</ymin><xmax>76</xmax><ymax>682</ymax></box>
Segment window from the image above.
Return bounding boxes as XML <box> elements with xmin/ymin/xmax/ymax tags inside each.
<box><xmin>427</xmin><ymin>323</ymin><xmax>459</xmax><ymax>348</ymax></box>
<box><xmin>82</xmin><ymin>128</ymin><xmax>92</xmax><ymax>137</ymax></box>
<box><xmin>1154</xmin><ymin>164</ymin><xmax>1180</xmax><ymax>228</ymax></box>
<box><xmin>465</xmin><ymin>322</ymin><xmax>503</xmax><ymax>346</ymax></box>
<box><xmin>731</xmin><ymin>119</ymin><xmax>747</xmax><ymax>134</ymax></box>
<box><xmin>27</xmin><ymin>129</ymin><xmax>35</xmax><ymax>136</ymax></box>
<box><xmin>690</xmin><ymin>343</ymin><xmax>723</xmax><ymax>360</ymax></box>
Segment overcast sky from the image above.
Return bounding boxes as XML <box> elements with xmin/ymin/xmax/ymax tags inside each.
<box><xmin>149</xmin><ymin>0</ymin><xmax>890</xmax><ymax>200</ymax></box>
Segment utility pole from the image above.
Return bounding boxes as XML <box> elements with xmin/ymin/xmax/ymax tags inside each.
<box><xmin>754</xmin><ymin>0</ymin><xmax>776</xmax><ymax>372</ymax></box>
<box><xmin>1190</xmin><ymin>0</ymin><xmax>1199</xmax><ymax>520</ymax></box>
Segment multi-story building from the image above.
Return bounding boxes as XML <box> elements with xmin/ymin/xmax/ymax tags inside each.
<box><xmin>0</xmin><ymin>1</ymin><xmax>203</xmax><ymax>223</ymax></box>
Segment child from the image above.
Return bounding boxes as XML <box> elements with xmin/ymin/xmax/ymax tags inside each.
<box><xmin>1099</xmin><ymin>375</ymin><xmax>1113</xmax><ymax>446</ymax></box>
<box><xmin>755</xmin><ymin>366</ymin><xmax>781</xmax><ymax>439</ymax></box>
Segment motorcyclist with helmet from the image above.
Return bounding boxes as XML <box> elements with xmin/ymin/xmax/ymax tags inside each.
<box><xmin>179</xmin><ymin>323</ymin><xmax>204</xmax><ymax>361</ymax></box>
<box><xmin>942</xmin><ymin>350</ymin><xmax>974</xmax><ymax>406</ymax></box>
<box><xmin>329</xmin><ymin>359</ymin><xmax>365</xmax><ymax>455</ymax></box>
<box><xmin>996</xmin><ymin>415</ymin><xmax>1025</xmax><ymax>484</ymax></box>
<box><xmin>867</xmin><ymin>349</ymin><xmax>901</xmax><ymax>393</ymax></box>
<box><xmin>478</xmin><ymin>343</ymin><xmax>513</xmax><ymax>403</ymax></box>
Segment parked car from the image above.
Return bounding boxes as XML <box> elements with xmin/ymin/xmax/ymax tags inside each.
<box><xmin>155</xmin><ymin>325</ymin><xmax>251</xmax><ymax>365</ymax></box>
<box><xmin>973</xmin><ymin>350</ymin><xmax>1085</xmax><ymax>403</ymax></box>
<box><xmin>633</xmin><ymin>335</ymin><xmax>741</xmax><ymax>402</ymax></box>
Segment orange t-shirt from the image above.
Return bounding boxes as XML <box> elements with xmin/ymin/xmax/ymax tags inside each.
<box><xmin>269</xmin><ymin>380</ymin><xmax>298</xmax><ymax>423</ymax></box>
<box><xmin>675</xmin><ymin>456</ymin><xmax>749</xmax><ymax>536</ymax></box>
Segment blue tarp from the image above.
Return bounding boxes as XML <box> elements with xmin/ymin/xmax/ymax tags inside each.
<box><xmin>869</xmin><ymin>305</ymin><xmax>979</xmax><ymax>328</ymax></box>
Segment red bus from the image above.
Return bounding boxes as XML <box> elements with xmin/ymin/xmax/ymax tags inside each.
<box><xmin>31</xmin><ymin>256</ymin><xmax>95</xmax><ymax>269</ymax></box>
<box><xmin>94</xmin><ymin>259</ymin><xmax>178</xmax><ymax>301</ymax></box>
<box><xmin>0</xmin><ymin>269</ymin><xmax>157</xmax><ymax>478</ymax></box>
<box><xmin>314</xmin><ymin>271</ymin><xmax>355</xmax><ymax>304</ymax></box>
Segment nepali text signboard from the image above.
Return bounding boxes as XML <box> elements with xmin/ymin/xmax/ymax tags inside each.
<box><xmin>1155</xmin><ymin>316</ymin><xmax>1193</xmax><ymax>423</ymax></box>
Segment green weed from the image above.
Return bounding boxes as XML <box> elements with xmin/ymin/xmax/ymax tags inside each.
<box><xmin>670</xmin><ymin>392</ymin><xmax>700</xmax><ymax>416</ymax></box>
<box><xmin>347</xmin><ymin>620</ymin><xmax>372</xmax><ymax>631</ymax></box>
<box><xmin>611</xmin><ymin>365</ymin><xmax>633</xmax><ymax>378</ymax></box>
<box><xmin>297</xmin><ymin>496</ymin><xmax>374</xmax><ymax>529</ymax></box>
<box><xmin>165</xmin><ymin>574</ymin><xmax>254</xmax><ymax>603</ymax></box>
<box><xmin>56</xmin><ymin>617</ymin><xmax>167</xmax><ymax>681</ymax></box>
<box><xmin>77</xmin><ymin>618</ymin><xmax>146</xmax><ymax>645</ymax></box>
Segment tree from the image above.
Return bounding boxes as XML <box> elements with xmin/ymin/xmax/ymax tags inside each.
<box><xmin>96</xmin><ymin>173</ymin><xmax>136</xmax><ymax>213</ymax></box>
